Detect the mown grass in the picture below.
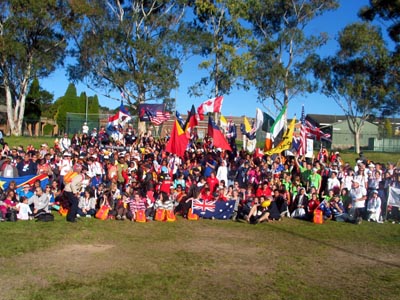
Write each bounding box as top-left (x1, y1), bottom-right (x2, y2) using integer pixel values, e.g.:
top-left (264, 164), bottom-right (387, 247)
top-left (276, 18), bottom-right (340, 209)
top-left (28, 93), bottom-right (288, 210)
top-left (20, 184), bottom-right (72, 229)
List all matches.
top-left (0, 216), bottom-right (399, 300)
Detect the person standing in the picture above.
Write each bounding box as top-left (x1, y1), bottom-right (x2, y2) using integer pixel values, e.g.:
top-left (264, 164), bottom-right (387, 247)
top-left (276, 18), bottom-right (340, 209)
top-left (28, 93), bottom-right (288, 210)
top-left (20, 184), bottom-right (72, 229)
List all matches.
top-left (350, 179), bottom-right (367, 224)
top-left (64, 164), bottom-right (85, 223)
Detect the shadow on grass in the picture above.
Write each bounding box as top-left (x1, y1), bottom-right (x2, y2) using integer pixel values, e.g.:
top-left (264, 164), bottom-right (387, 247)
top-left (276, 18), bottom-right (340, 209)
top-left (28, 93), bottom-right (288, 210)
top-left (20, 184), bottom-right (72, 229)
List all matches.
top-left (266, 221), bottom-right (400, 269)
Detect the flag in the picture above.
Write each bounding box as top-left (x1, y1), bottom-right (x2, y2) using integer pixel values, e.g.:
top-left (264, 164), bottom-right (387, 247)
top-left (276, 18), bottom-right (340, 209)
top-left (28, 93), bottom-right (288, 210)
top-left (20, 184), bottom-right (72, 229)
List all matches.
top-left (107, 112), bottom-right (119, 127)
top-left (184, 105), bottom-right (199, 132)
top-left (146, 109), bottom-right (170, 126)
top-left (208, 116), bottom-right (232, 151)
top-left (253, 108), bottom-right (264, 134)
top-left (240, 116), bottom-right (256, 140)
top-left (388, 186), bottom-right (400, 208)
top-left (220, 114), bottom-right (228, 131)
top-left (197, 96), bottom-right (224, 120)
top-left (305, 120), bottom-right (331, 141)
top-left (175, 110), bottom-right (185, 129)
top-left (226, 119), bottom-right (237, 141)
top-left (262, 112), bottom-right (275, 132)
top-left (165, 120), bottom-right (188, 158)
top-left (192, 199), bottom-right (235, 219)
top-left (0, 174), bottom-right (49, 194)
top-left (118, 101), bottom-right (131, 124)
top-left (138, 104), bottom-right (165, 121)
top-left (270, 105), bottom-right (287, 141)
top-left (265, 116), bottom-right (296, 155)
top-left (296, 105), bottom-right (307, 156)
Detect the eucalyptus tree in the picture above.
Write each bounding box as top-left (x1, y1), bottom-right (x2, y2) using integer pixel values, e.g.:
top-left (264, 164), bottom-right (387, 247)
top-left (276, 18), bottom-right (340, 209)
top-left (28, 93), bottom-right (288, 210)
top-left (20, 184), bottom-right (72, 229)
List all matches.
top-left (67, 0), bottom-right (194, 133)
top-left (189, 0), bottom-right (252, 100)
top-left (313, 22), bottom-right (392, 153)
top-left (0, 0), bottom-right (69, 135)
top-left (244, 0), bottom-right (339, 112)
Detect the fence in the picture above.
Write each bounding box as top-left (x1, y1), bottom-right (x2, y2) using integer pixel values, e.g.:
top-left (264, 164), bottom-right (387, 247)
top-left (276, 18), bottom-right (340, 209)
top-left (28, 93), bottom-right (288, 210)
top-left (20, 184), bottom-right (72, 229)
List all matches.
top-left (369, 137), bottom-right (400, 152)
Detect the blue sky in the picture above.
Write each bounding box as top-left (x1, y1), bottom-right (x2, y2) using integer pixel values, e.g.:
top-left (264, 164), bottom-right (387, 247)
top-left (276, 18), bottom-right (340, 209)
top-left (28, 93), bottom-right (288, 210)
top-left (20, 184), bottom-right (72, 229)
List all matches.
top-left (42, 0), bottom-right (376, 119)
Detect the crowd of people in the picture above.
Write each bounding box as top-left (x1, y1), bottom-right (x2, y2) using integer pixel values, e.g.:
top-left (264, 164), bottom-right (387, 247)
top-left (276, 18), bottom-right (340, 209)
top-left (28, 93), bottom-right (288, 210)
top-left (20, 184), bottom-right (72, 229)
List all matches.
top-left (0, 123), bottom-right (399, 225)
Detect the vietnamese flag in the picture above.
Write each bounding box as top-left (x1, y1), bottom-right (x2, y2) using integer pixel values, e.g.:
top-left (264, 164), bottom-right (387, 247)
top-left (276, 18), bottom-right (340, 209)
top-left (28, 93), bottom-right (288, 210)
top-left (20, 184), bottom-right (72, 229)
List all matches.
top-left (166, 120), bottom-right (189, 158)
top-left (208, 116), bottom-right (232, 151)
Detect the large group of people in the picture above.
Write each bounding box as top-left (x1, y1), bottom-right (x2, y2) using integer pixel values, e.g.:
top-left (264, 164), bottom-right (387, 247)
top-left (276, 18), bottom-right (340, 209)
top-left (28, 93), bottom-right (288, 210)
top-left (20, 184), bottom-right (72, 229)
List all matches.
top-left (0, 123), bottom-right (399, 225)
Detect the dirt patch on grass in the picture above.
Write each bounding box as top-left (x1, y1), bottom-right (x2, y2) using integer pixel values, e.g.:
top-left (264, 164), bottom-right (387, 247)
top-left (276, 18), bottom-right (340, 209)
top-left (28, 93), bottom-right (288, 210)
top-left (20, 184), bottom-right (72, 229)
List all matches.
top-left (0, 243), bottom-right (115, 299)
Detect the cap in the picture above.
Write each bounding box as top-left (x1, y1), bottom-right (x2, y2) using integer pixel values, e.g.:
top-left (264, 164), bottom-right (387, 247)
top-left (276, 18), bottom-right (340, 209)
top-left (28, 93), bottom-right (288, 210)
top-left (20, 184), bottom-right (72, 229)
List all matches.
top-left (352, 179), bottom-right (360, 184)
top-left (368, 163), bottom-right (375, 168)
top-left (372, 189), bottom-right (379, 194)
top-left (103, 155), bottom-right (109, 159)
top-left (63, 152), bottom-right (71, 157)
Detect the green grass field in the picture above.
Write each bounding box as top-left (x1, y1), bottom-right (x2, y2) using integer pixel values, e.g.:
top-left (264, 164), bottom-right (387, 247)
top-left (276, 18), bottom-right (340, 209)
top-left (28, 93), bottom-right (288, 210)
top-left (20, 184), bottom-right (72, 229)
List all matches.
top-left (0, 216), bottom-right (399, 300)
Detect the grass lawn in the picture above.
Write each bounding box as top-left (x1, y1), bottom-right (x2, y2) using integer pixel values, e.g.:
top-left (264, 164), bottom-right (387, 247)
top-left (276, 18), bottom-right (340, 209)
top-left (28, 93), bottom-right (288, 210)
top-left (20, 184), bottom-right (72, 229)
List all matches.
top-left (0, 216), bottom-right (399, 300)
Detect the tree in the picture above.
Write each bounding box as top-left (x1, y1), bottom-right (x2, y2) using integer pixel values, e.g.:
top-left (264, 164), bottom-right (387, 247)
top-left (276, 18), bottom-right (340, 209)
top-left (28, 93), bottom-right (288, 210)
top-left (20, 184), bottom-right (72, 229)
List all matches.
top-left (67, 0), bottom-right (194, 133)
top-left (0, 0), bottom-right (69, 135)
top-left (359, 0), bottom-right (400, 44)
top-left (189, 0), bottom-right (252, 100)
top-left (55, 83), bottom-right (78, 133)
top-left (313, 22), bottom-right (393, 153)
top-left (244, 0), bottom-right (339, 112)
top-left (24, 78), bottom-right (53, 136)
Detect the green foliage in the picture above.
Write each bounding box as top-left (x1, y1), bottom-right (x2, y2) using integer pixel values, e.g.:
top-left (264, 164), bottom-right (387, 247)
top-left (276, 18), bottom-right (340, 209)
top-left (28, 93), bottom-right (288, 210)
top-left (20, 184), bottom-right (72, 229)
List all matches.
top-left (67, 0), bottom-right (193, 111)
top-left (384, 118), bottom-right (393, 137)
top-left (0, 0), bottom-right (70, 135)
top-left (244, 0), bottom-right (339, 111)
top-left (55, 83), bottom-right (78, 133)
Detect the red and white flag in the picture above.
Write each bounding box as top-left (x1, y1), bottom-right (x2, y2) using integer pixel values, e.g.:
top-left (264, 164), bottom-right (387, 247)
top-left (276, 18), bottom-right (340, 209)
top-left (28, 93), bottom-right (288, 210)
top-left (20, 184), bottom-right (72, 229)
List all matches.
top-left (197, 96), bottom-right (224, 120)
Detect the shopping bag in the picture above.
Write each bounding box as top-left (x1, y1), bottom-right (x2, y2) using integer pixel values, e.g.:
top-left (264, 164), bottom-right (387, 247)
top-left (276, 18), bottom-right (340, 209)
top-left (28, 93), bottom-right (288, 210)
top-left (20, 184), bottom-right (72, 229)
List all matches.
top-left (155, 209), bottom-right (166, 221)
top-left (313, 209), bottom-right (323, 224)
top-left (135, 210), bottom-right (147, 222)
top-left (187, 208), bottom-right (199, 221)
top-left (166, 210), bottom-right (176, 222)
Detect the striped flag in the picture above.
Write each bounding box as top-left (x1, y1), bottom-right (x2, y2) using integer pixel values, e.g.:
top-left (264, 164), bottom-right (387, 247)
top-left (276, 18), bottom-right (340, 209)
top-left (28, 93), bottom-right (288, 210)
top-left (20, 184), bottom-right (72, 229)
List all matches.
top-left (146, 109), bottom-right (170, 126)
top-left (298, 105), bottom-right (307, 156)
top-left (305, 120), bottom-right (331, 141)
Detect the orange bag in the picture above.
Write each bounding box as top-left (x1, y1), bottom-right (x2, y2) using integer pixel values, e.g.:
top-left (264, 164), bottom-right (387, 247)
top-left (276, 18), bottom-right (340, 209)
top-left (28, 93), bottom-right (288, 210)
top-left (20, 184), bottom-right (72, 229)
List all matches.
top-left (63, 171), bottom-right (78, 184)
top-left (166, 210), bottom-right (176, 222)
top-left (155, 209), bottom-right (166, 221)
top-left (187, 208), bottom-right (199, 221)
top-left (59, 206), bottom-right (68, 217)
top-left (313, 209), bottom-right (323, 224)
top-left (135, 210), bottom-right (147, 222)
top-left (95, 205), bottom-right (110, 220)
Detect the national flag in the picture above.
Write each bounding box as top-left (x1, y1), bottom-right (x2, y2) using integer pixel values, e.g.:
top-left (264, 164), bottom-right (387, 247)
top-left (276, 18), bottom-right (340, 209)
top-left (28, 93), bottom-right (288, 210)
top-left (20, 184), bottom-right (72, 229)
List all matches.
top-left (138, 104), bottom-right (165, 121)
top-left (192, 199), bottom-right (235, 219)
top-left (107, 112), bottom-right (119, 127)
top-left (262, 112), bottom-right (275, 132)
top-left (270, 105), bottom-right (287, 141)
top-left (220, 114), bottom-right (228, 131)
top-left (197, 96), bottom-right (224, 120)
top-left (176, 110), bottom-right (185, 129)
top-left (226, 119), bottom-right (237, 141)
top-left (253, 108), bottom-right (264, 134)
top-left (208, 116), bottom-right (232, 151)
top-left (0, 174), bottom-right (49, 194)
top-left (165, 120), bottom-right (189, 158)
top-left (184, 105), bottom-right (199, 132)
top-left (240, 116), bottom-right (256, 140)
top-left (118, 101), bottom-right (131, 125)
top-left (146, 109), bottom-right (170, 126)
top-left (305, 120), bottom-right (331, 141)
top-left (265, 116), bottom-right (296, 155)
top-left (296, 105), bottom-right (307, 156)
top-left (388, 186), bottom-right (400, 208)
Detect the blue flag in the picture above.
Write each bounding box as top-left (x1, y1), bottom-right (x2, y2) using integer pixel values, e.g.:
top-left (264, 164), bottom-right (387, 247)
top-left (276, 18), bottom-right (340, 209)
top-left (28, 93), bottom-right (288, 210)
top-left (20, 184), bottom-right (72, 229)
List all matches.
top-left (192, 199), bottom-right (235, 220)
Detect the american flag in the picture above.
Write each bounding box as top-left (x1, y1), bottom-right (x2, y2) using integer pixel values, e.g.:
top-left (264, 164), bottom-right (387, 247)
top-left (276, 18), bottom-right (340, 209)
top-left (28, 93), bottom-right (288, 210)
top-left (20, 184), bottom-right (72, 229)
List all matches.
top-left (145, 109), bottom-right (170, 126)
top-left (298, 105), bottom-right (307, 156)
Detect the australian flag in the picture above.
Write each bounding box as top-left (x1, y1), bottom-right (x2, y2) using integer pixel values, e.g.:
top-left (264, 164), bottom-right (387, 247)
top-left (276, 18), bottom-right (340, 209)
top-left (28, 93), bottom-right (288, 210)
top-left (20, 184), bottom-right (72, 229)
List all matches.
top-left (192, 199), bottom-right (235, 220)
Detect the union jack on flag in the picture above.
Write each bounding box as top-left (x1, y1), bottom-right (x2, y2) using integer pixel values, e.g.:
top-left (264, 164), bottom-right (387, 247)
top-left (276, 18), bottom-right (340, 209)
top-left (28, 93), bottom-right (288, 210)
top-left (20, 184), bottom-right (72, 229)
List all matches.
top-left (192, 199), bottom-right (216, 218)
top-left (305, 120), bottom-right (331, 142)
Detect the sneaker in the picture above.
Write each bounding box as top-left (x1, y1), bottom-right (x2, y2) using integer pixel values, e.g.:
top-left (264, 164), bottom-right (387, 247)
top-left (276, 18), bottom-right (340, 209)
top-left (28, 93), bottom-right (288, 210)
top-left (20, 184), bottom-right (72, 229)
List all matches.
top-left (116, 215), bottom-right (122, 220)
top-left (122, 215), bottom-right (126, 220)
top-left (86, 215), bottom-right (92, 218)
top-left (76, 214), bottom-right (81, 218)
top-left (356, 217), bottom-right (362, 225)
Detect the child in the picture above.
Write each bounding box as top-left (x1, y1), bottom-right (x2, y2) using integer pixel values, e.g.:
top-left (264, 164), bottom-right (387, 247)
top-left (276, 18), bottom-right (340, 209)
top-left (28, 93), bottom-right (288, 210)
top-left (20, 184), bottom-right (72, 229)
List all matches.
top-left (16, 196), bottom-right (32, 220)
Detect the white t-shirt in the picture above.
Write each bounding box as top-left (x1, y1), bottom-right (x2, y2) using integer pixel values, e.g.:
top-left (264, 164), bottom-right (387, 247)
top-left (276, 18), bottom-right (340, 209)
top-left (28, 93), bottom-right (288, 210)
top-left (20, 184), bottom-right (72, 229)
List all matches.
top-left (16, 203), bottom-right (32, 220)
top-left (350, 186), bottom-right (367, 208)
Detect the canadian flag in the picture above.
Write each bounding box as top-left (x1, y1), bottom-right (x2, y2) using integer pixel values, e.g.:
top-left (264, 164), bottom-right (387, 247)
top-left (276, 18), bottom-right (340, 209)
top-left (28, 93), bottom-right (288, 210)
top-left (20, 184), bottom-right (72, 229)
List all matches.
top-left (197, 96), bottom-right (224, 120)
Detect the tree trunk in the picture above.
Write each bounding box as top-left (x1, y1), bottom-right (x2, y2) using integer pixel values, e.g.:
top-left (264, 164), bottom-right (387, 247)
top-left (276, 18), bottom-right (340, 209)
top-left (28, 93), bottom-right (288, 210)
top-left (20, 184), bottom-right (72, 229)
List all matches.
top-left (354, 128), bottom-right (361, 154)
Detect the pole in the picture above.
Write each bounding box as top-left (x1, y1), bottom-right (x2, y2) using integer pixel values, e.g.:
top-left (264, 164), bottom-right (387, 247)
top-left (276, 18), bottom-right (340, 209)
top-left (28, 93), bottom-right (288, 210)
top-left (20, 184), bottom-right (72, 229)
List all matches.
top-left (85, 95), bottom-right (88, 123)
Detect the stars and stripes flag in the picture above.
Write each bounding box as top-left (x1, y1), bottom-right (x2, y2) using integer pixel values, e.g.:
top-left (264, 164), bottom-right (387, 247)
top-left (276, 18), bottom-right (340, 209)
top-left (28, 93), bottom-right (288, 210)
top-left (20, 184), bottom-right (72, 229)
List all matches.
top-left (145, 109), bottom-right (170, 126)
top-left (298, 105), bottom-right (307, 156)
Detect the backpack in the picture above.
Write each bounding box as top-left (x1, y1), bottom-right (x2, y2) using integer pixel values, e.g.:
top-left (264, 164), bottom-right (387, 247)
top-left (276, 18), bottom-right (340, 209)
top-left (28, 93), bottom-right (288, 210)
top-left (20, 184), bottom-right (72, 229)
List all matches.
top-left (64, 171), bottom-right (78, 184)
top-left (36, 212), bottom-right (54, 222)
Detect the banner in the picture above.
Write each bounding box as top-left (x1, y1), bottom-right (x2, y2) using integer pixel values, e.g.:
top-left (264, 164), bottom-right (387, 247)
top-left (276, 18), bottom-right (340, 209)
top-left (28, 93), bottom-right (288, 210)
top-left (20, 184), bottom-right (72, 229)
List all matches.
top-left (138, 104), bottom-right (165, 122)
top-left (388, 186), bottom-right (400, 208)
top-left (305, 138), bottom-right (314, 158)
top-left (265, 117), bottom-right (296, 155)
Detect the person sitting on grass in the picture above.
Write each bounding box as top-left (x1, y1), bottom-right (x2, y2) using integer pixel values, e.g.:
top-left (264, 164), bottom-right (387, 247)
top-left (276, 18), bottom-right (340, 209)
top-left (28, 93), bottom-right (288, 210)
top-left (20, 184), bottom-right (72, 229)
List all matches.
top-left (306, 192), bottom-right (320, 221)
top-left (16, 196), bottom-right (32, 220)
top-left (127, 192), bottom-right (148, 221)
top-left (329, 194), bottom-right (349, 222)
top-left (245, 196), bottom-right (271, 224)
top-left (77, 188), bottom-right (96, 218)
